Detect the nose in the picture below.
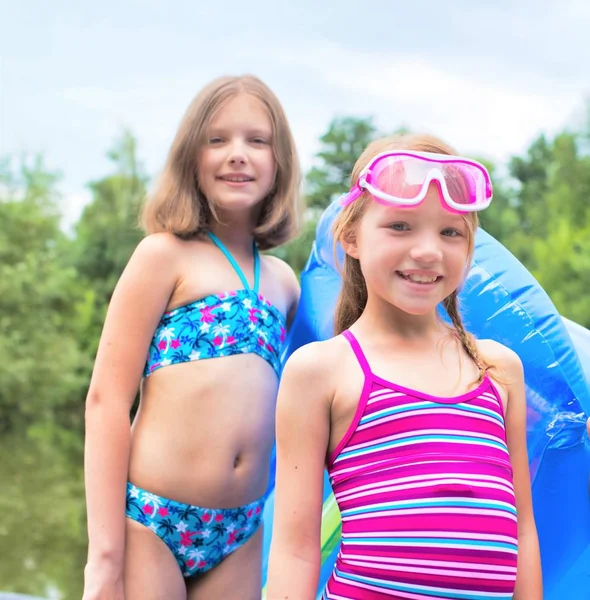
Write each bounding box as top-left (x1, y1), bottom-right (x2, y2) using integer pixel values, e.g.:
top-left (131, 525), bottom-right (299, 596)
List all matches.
top-left (409, 232), bottom-right (443, 263)
top-left (227, 139), bottom-right (247, 165)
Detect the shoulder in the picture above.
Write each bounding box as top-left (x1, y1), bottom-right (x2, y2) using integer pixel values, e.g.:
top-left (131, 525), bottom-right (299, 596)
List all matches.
top-left (263, 254), bottom-right (300, 316)
top-left (282, 337), bottom-right (344, 390)
top-left (131, 232), bottom-right (214, 274)
top-left (476, 338), bottom-right (524, 385)
top-left (263, 254), bottom-right (299, 290)
top-left (111, 233), bottom-right (188, 300)
top-left (277, 337), bottom-right (345, 425)
top-left (114, 233), bottom-right (192, 296)
top-left (132, 232), bottom-right (186, 264)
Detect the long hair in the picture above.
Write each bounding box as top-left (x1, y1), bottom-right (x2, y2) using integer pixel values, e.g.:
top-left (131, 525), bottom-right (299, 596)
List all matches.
top-left (333, 133), bottom-right (490, 382)
top-left (140, 75), bottom-right (301, 250)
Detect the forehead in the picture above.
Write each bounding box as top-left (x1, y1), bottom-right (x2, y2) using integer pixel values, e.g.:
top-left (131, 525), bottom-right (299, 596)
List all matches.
top-left (208, 93), bottom-right (272, 131)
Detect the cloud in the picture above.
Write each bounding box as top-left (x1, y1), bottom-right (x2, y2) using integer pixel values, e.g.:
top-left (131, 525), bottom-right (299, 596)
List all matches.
top-left (262, 41), bottom-right (586, 161)
top-left (5, 0), bottom-right (589, 224)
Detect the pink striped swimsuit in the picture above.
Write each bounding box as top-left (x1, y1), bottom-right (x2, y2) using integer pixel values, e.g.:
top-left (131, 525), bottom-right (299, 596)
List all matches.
top-left (322, 330), bottom-right (518, 600)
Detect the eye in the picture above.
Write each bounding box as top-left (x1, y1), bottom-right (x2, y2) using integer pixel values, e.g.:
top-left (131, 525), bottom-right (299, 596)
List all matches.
top-left (208, 137), bottom-right (224, 144)
top-left (441, 227), bottom-right (462, 237)
top-left (389, 222), bottom-right (410, 232)
top-left (251, 137), bottom-right (269, 145)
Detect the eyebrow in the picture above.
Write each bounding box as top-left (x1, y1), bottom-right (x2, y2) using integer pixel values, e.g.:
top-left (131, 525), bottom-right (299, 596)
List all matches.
top-left (445, 216), bottom-right (470, 231)
top-left (207, 127), bottom-right (272, 137)
top-left (448, 213), bottom-right (469, 225)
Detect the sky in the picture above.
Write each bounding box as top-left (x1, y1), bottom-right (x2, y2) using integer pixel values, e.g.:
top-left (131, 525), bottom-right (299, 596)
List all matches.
top-left (2, 0), bottom-right (589, 227)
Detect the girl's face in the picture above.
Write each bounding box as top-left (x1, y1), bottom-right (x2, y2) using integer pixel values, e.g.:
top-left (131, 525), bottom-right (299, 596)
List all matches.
top-left (198, 93), bottom-right (276, 220)
top-left (344, 183), bottom-right (472, 316)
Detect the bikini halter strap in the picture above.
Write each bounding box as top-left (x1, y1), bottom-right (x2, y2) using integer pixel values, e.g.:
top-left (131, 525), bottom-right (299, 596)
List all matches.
top-left (207, 232), bottom-right (260, 293)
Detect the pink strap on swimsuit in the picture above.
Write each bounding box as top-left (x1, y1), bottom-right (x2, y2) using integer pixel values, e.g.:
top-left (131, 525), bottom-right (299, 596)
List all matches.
top-left (322, 330), bottom-right (518, 600)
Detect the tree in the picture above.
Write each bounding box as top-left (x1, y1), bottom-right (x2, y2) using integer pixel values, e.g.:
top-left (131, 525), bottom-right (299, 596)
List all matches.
top-left (0, 156), bottom-right (89, 434)
top-left (476, 159), bottom-right (519, 245)
top-left (69, 131), bottom-right (148, 353)
top-left (529, 221), bottom-right (590, 328)
top-left (0, 156), bottom-right (88, 599)
top-left (268, 216), bottom-right (319, 275)
top-left (487, 113), bottom-right (590, 327)
top-left (305, 116), bottom-right (378, 211)
top-left (272, 117), bottom-right (380, 273)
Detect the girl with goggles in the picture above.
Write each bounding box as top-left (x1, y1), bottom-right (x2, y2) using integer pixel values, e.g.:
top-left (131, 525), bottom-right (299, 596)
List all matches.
top-left (268, 134), bottom-right (542, 600)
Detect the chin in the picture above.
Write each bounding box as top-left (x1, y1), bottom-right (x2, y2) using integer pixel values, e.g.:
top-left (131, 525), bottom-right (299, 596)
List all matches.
top-left (217, 196), bottom-right (265, 212)
top-left (387, 295), bottom-right (443, 316)
top-left (398, 305), bottom-right (438, 316)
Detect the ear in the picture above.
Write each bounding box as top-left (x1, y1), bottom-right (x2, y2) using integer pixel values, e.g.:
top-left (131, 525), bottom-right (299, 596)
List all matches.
top-left (340, 228), bottom-right (360, 259)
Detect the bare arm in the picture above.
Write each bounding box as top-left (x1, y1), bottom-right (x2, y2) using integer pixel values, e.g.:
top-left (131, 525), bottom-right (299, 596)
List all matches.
top-left (84, 234), bottom-right (180, 578)
top-left (284, 265), bottom-right (300, 330)
top-left (501, 348), bottom-right (543, 599)
top-left (265, 254), bottom-right (301, 329)
top-left (266, 343), bottom-right (333, 600)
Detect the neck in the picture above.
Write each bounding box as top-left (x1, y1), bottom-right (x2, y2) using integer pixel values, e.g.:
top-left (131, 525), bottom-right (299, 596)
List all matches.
top-left (207, 202), bottom-right (263, 254)
top-left (355, 293), bottom-right (446, 346)
top-left (208, 220), bottom-right (256, 255)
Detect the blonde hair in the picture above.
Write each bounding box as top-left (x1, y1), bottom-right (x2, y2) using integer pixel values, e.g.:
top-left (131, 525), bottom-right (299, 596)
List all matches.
top-left (140, 75), bottom-right (301, 250)
top-left (333, 133), bottom-right (490, 382)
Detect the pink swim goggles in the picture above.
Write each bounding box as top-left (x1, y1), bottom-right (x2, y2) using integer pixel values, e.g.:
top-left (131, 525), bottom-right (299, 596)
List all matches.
top-left (339, 151), bottom-right (493, 213)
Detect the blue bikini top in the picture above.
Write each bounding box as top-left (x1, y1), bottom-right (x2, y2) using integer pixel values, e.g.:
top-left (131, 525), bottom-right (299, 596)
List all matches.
top-left (144, 232), bottom-right (287, 378)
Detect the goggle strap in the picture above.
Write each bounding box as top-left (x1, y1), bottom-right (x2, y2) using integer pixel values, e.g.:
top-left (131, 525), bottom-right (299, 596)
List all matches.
top-left (339, 184), bottom-right (363, 207)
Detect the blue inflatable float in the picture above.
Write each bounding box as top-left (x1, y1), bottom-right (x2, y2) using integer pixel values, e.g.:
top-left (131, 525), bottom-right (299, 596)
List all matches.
top-left (261, 199), bottom-right (590, 598)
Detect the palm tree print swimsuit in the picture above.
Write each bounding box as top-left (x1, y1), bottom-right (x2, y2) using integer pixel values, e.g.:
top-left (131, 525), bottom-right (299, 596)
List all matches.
top-left (143, 232), bottom-right (286, 378)
top-left (125, 232), bottom-right (287, 577)
top-left (125, 482), bottom-right (265, 576)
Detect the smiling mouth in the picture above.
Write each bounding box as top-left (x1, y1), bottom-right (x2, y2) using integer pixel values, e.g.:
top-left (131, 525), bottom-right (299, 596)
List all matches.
top-left (396, 271), bottom-right (442, 284)
top-left (217, 176), bottom-right (254, 182)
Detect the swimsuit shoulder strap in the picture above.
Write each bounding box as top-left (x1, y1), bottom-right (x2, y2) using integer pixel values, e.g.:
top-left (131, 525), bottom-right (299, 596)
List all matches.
top-left (207, 232), bottom-right (260, 292)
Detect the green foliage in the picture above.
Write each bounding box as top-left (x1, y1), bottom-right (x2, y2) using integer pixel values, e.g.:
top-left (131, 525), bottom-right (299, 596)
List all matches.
top-left (0, 134), bottom-right (147, 599)
top-left (0, 157), bottom-right (89, 435)
top-left (272, 117), bottom-right (380, 273)
top-left (70, 131), bottom-right (147, 354)
top-left (513, 130), bottom-right (590, 327)
top-left (268, 216), bottom-right (319, 275)
top-left (305, 116), bottom-right (378, 210)
top-left (73, 131), bottom-right (146, 291)
top-left (529, 222), bottom-right (590, 328)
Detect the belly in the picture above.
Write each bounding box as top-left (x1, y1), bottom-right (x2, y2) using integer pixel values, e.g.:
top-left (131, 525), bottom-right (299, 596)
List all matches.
top-left (128, 354), bottom-right (278, 507)
top-left (329, 459), bottom-right (518, 599)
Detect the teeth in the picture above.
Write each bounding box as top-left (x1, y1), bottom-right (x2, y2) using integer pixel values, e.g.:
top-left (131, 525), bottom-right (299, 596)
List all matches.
top-left (400, 273), bottom-right (438, 284)
top-left (221, 177), bottom-right (252, 182)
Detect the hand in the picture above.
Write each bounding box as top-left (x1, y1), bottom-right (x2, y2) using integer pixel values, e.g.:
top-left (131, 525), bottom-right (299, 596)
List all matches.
top-left (82, 559), bottom-right (125, 600)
